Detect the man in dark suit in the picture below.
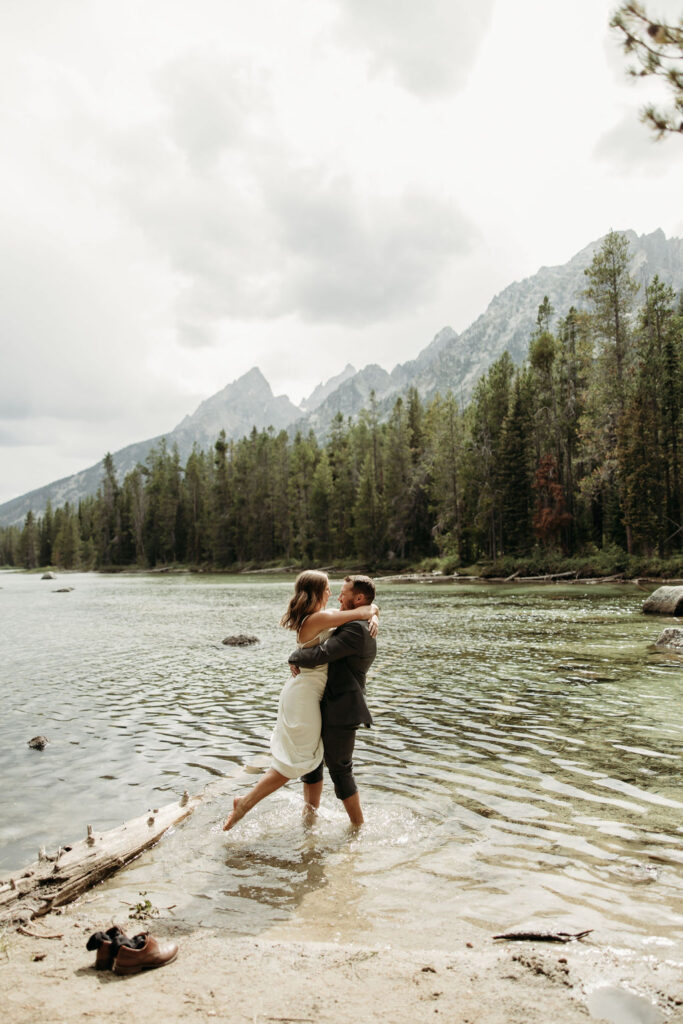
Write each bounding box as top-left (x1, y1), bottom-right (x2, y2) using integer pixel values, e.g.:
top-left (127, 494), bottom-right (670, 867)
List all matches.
top-left (288, 574), bottom-right (377, 825)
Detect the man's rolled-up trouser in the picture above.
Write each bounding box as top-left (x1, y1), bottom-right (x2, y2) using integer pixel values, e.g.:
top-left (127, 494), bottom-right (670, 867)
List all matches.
top-left (301, 723), bottom-right (359, 801)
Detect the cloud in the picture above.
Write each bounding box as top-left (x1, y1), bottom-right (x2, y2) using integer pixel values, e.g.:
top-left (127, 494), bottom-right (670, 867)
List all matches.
top-left (156, 52), bottom-right (270, 171)
top-left (265, 168), bottom-right (475, 322)
top-left (332, 0), bottom-right (494, 96)
top-left (594, 110), bottom-right (682, 173)
top-left (102, 50), bottom-right (475, 339)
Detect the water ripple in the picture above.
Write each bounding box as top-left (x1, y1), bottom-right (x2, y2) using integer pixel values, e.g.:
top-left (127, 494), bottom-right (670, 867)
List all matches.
top-left (1, 572), bottom-right (681, 952)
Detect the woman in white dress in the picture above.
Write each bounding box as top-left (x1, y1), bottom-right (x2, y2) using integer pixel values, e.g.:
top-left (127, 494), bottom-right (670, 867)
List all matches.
top-left (223, 570), bottom-right (377, 830)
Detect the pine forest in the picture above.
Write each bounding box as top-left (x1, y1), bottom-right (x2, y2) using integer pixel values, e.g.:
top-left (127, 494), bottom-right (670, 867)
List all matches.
top-left (3, 232), bottom-right (682, 577)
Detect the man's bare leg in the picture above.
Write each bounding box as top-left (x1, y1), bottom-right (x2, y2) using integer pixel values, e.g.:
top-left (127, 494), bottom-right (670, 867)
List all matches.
top-left (223, 768), bottom-right (288, 830)
top-left (342, 791), bottom-right (364, 826)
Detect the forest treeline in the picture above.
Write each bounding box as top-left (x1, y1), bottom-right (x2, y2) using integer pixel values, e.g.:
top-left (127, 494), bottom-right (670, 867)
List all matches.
top-left (2, 232), bottom-right (682, 574)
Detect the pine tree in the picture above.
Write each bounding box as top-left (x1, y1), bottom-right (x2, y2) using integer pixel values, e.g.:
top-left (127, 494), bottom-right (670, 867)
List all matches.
top-left (52, 503), bottom-right (82, 568)
top-left (583, 230), bottom-right (640, 552)
top-left (383, 397), bottom-right (413, 559)
top-left (184, 445), bottom-right (209, 564)
top-left (327, 413), bottom-right (356, 559)
top-left (97, 452), bottom-right (122, 565)
top-left (20, 510), bottom-right (39, 568)
top-left (425, 392), bottom-right (465, 562)
top-left (39, 500), bottom-right (54, 566)
top-left (499, 373), bottom-right (534, 555)
top-left (310, 450), bottom-right (334, 562)
top-left (468, 352), bottom-right (515, 557)
top-left (353, 452), bottom-right (385, 564)
top-left (211, 431), bottom-right (234, 565)
top-left (610, 3), bottom-right (683, 137)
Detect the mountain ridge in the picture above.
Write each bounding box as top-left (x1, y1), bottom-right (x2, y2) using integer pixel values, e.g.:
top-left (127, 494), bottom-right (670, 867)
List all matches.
top-left (1, 228), bottom-right (681, 527)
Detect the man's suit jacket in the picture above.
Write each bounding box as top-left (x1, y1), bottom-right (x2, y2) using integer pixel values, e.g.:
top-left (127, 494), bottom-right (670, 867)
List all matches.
top-left (288, 620), bottom-right (376, 728)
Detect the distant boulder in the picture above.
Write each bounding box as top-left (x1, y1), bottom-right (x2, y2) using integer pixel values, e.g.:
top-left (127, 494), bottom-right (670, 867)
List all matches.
top-left (28, 736), bottom-right (48, 750)
top-left (41, 572), bottom-right (57, 580)
top-left (222, 634), bottom-right (259, 646)
top-left (642, 586), bottom-right (683, 616)
top-left (654, 628), bottom-right (683, 650)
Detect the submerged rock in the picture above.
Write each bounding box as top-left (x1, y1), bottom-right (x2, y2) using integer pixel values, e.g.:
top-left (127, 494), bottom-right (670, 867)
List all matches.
top-left (654, 628), bottom-right (683, 650)
top-left (642, 585), bottom-right (683, 615)
top-left (54, 587), bottom-right (75, 593)
top-left (28, 736), bottom-right (48, 750)
top-left (222, 634), bottom-right (259, 646)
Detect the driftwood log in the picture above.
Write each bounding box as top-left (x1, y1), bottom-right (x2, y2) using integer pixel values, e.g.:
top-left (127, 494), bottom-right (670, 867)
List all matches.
top-left (493, 930), bottom-right (593, 943)
top-left (0, 791), bottom-right (200, 925)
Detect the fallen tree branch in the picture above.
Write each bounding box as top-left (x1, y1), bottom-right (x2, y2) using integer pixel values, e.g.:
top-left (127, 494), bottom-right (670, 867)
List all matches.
top-left (0, 791), bottom-right (201, 925)
top-left (16, 926), bottom-right (64, 939)
top-left (493, 930), bottom-right (593, 943)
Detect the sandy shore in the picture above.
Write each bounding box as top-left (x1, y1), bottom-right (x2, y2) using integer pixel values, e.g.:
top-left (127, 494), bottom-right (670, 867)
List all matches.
top-left (4, 899), bottom-right (682, 1024)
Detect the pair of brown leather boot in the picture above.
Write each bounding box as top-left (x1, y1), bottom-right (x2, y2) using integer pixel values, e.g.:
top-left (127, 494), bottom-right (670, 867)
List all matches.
top-left (86, 926), bottom-right (178, 975)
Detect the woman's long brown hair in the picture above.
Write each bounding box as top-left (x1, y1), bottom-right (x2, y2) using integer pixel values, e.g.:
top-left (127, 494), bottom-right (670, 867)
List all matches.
top-left (280, 570), bottom-right (328, 632)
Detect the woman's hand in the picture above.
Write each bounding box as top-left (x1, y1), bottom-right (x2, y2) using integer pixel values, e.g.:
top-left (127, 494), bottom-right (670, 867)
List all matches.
top-left (369, 613), bottom-right (379, 638)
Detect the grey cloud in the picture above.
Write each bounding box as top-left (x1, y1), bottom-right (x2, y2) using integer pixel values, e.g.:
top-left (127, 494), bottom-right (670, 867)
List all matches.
top-left (156, 52), bottom-right (270, 170)
top-left (332, 0), bottom-right (494, 96)
top-left (594, 111), bottom-right (681, 173)
top-left (0, 221), bottom-right (159, 422)
top-left (105, 49), bottom-right (475, 339)
top-left (265, 170), bottom-right (475, 323)
top-left (118, 143), bottom-right (475, 331)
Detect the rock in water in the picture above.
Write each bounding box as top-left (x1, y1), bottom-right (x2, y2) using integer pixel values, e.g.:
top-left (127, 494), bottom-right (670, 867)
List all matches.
top-left (41, 572), bottom-right (57, 580)
top-left (642, 586), bottom-right (683, 615)
top-left (28, 736), bottom-right (48, 750)
top-left (222, 634), bottom-right (259, 646)
top-left (655, 628), bottom-right (683, 650)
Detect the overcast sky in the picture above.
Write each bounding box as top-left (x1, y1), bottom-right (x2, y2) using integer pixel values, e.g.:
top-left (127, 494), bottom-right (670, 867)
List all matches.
top-left (2, 0), bottom-right (682, 505)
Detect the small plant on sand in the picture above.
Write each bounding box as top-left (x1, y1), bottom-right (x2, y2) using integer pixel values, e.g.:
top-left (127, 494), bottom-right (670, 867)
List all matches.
top-left (128, 891), bottom-right (160, 921)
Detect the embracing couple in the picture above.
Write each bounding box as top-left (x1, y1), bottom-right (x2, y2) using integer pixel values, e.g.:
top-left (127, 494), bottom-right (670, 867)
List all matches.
top-left (223, 572), bottom-right (378, 831)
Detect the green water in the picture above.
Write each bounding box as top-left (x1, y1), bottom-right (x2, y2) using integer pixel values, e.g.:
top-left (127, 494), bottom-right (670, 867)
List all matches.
top-left (1, 571), bottom-right (681, 954)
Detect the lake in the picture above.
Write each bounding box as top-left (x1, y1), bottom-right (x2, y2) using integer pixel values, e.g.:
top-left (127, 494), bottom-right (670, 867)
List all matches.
top-left (1, 570), bottom-right (682, 956)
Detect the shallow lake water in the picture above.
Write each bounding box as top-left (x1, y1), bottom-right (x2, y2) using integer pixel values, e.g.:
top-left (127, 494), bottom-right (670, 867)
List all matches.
top-left (1, 570), bottom-right (682, 957)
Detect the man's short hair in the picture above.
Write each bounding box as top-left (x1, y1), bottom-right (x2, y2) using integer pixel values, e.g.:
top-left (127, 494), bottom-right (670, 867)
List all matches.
top-left (345, 574), bottom-right (375, 603)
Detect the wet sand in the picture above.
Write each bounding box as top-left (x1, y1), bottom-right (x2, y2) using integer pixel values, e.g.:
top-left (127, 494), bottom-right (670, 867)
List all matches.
top-left (4, 895), bottom-right (682, 1023)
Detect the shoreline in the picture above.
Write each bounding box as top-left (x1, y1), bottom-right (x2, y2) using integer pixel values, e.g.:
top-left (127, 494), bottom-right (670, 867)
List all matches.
top-left (4, 901), bottom-right (681, 1024)
top-left (6, 565), bottom-right (683, 587)
top-left (2, 780), bottom-right (681, 1024)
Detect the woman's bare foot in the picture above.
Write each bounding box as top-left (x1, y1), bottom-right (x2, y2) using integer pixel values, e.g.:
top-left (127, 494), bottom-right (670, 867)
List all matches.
top-left (223, 796), bottom-right (247, 831)
top-left (301, 802), bottom-right (318, 826)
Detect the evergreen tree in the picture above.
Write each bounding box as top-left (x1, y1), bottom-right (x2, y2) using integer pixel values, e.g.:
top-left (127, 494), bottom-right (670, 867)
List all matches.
top-left (610, 3), bottom-right (683, 137)
top-left (468, 352), bottom-right (515, 557)
top-left (52, 503), bottom-right (82, 568)
top-left (211, 431), bottom-right (234, 565)
top-left (144, 440), bottom-right (181, 565)
top-left (184, 445), bottom-right (210, 564)
top-left (310, 450), bottom-right (334, 562)
top-left (20, 510), bottom-right (39, 568)
top-left (39, 500), bottom-right (55, 566)
top-left (499, 373), bottom-right (534, 555)
top-left (353, 452), bottom-right (385, 563)
top-left (326, 413), bottom-right (356, 558)
top-left (383, 397), bottom-right (413, 558)
top-left (97, 452), bottom-right (122, 565)
top-left (425, 392), bottom-right (466, 562)
top-left (583, 230), bottom-right (640, 551)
